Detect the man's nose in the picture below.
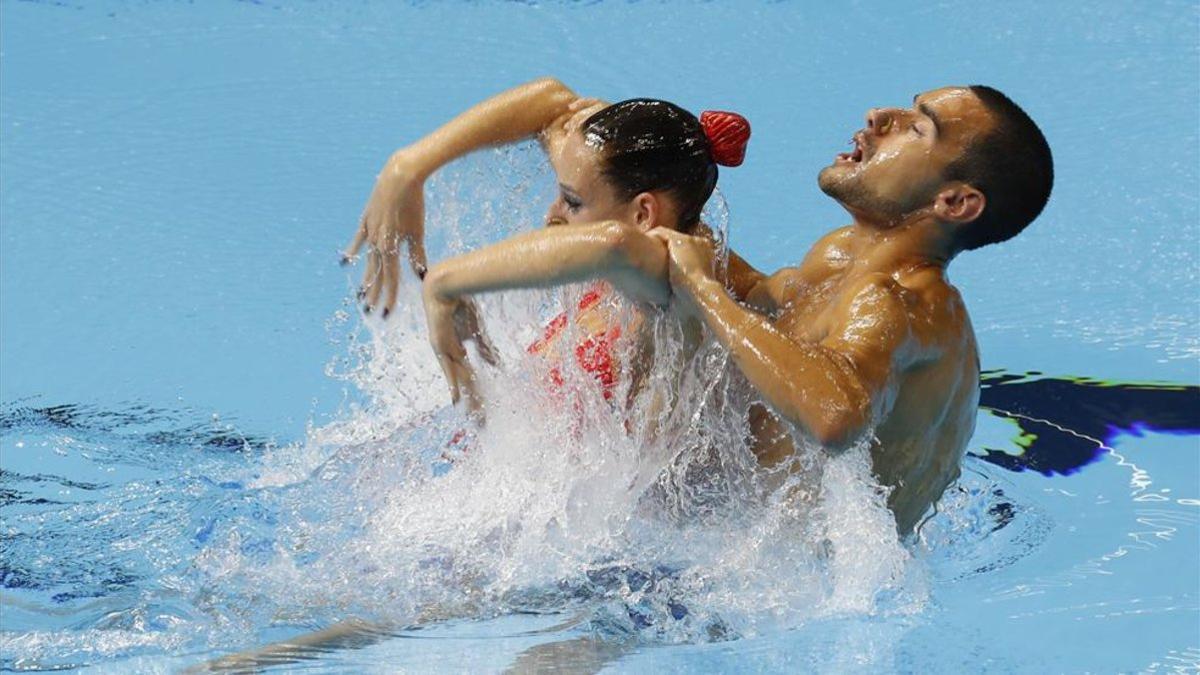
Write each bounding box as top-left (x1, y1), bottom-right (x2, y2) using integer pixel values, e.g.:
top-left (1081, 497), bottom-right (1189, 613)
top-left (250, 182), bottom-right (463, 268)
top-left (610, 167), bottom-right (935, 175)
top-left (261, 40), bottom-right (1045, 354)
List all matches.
top-left (866, 108), bottom-right (895, 135)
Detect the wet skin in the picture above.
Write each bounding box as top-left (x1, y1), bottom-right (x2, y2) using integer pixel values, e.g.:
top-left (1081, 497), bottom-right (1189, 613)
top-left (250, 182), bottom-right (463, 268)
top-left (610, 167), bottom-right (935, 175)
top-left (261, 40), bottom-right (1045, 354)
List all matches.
top-left (418, 83), bottom-right (1001, 534)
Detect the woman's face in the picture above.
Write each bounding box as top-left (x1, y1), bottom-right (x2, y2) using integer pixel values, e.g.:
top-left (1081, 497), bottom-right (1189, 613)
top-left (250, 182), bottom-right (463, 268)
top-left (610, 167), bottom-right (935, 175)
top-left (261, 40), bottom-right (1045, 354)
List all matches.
top-left (544, 130), bottom-right (636, 227)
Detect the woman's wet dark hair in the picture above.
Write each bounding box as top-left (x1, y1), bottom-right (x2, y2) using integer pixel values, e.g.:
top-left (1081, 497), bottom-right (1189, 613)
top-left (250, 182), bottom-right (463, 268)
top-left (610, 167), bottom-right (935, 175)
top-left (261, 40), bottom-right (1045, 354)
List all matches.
top-left (582, 99), bottom-right (717, 232)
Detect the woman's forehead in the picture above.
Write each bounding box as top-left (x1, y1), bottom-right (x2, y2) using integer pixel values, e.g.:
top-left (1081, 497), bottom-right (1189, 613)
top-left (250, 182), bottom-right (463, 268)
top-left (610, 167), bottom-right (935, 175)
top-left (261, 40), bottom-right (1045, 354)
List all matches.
top-left (552, 131), bottom-right (604, 191)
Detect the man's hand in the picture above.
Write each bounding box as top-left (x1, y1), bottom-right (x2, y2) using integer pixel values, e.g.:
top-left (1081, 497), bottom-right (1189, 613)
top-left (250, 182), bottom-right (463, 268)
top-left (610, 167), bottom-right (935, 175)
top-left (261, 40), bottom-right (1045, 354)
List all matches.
top-left (647, 228), bottom-right (721, 313)
top-left (344, 151), bottom-right (428, 317)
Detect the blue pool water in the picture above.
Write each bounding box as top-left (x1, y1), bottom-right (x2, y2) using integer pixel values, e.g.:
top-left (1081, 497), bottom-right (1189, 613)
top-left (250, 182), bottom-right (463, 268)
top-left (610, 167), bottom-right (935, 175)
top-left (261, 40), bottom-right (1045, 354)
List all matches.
top-left (2, 1), bottom-right (1198, 672)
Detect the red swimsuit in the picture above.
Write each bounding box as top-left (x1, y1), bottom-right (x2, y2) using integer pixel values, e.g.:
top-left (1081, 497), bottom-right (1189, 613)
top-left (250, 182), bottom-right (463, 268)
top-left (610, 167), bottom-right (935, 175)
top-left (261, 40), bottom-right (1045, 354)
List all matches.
top-left (443, 284), bottom-right (621, 457)
top-left (525, 284), bottom-right (622, 400)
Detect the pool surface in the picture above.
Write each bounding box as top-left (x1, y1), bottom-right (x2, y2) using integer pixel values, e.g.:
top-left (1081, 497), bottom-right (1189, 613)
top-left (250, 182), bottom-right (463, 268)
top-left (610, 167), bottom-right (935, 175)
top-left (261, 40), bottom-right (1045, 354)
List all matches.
top-left (2, 1), bottom-right (1198, 672)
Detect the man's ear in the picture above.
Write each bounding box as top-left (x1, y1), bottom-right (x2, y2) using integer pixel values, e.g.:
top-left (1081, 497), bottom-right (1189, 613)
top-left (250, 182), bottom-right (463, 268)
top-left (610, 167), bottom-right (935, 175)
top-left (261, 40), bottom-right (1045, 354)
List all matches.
top-left (933, 183), bottom-right (986, 224)
top-left (631, 192), bottom-right (660, 231)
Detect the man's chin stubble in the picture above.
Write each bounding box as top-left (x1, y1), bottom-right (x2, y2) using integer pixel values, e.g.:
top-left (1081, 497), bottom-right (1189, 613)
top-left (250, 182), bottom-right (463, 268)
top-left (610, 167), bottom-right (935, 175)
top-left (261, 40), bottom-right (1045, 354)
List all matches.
top-left (818, 171), bottom-right (912, 224)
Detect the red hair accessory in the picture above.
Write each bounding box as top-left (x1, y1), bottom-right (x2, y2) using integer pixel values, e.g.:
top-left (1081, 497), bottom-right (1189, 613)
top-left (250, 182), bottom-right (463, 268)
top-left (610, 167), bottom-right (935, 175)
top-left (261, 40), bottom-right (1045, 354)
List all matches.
top-left (699, 110), bottom-right (751, 167)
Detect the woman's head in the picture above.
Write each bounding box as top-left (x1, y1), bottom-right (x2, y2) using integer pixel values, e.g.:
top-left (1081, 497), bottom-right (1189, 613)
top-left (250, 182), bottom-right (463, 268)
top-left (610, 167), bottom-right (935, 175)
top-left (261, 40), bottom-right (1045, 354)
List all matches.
top-left (545, 99), bottom-right (749, 232)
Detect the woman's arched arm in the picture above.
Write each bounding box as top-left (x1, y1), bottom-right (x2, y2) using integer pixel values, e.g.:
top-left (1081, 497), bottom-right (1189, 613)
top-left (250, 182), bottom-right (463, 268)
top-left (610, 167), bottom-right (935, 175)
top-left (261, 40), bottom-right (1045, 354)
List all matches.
top-left (397, 77), bottom-right (587, 182)
top-left (349, 78), bottom-right (602, 314)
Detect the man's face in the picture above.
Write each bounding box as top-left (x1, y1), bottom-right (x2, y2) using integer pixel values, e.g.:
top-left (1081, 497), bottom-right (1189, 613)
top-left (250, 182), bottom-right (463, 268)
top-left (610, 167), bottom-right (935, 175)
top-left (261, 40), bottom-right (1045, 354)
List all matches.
top-left (818, 87), bottom-right (996, 225)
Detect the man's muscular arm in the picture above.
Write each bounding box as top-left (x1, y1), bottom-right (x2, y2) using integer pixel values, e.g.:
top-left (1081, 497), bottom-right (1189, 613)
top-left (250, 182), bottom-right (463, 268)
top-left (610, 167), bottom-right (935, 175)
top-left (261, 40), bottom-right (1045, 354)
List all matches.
top-left (689, 223), bottom-right (766, 302)
top-left (723, 248), bottom-right (768, 301)
top-left (654, 230), bottom-right (916, 449)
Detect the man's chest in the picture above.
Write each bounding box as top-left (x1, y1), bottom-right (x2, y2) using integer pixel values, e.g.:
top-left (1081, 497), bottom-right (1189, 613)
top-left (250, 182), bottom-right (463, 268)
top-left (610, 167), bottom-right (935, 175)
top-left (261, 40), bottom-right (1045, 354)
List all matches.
top-left (749, 269), bottom-right (861, 342)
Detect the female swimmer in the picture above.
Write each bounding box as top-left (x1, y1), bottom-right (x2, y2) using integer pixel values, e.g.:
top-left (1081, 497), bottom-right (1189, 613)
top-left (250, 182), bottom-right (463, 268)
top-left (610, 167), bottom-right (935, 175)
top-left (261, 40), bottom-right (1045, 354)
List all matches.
top-left (345, 78), bottom-right (759, 420)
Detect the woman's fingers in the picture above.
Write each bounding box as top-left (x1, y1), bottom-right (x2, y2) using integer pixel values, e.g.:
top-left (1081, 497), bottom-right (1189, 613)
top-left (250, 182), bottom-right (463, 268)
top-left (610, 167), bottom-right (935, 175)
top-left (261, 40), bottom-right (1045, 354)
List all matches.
top-left (436, 348), bottom-right (479, 410)
top-left (351, 160), bottom-right (427, 310)
top-left (446, 355), bottom-right (483, 422)
top-left (475, 326), bottom-right (500, 367)
top-left (428, 303), bottom-right (466, 379)
top-left (343, 217), bottom-right (369, 265)
top-left (566, 100), bottom-right (606, 133)
top-left (363, 249), bottom-right (385, 312)
top-left (436, 353), bottom-right (462, 404)
top-left (459, 374), bottom-right (485, 424)
top-left (353, 230), bottom-right (422, 318)
top-left (425, 299), bottom-right (487, 421)
top-left (567, 97), bottom-right (604, 113)
top-left (454, 300), bottom-right (500, 367)
top-left (452, 360), bottom-right (475, 404)
top-left (381, 250), bottom-right (400, 318)
top-left (406, 235), bottom-right (428, 280)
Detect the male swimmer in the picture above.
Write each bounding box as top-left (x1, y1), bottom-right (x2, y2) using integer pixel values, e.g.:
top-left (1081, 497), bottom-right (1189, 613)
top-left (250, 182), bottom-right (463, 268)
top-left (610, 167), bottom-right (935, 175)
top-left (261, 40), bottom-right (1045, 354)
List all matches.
top-left (348, 78), bottom-right (1054, 535)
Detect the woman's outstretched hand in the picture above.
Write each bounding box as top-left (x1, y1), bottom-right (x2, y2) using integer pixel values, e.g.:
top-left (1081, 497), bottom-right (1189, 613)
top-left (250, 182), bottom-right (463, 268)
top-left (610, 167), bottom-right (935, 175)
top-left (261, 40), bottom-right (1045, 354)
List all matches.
top-left (344, 151), bottom-right (429, 317)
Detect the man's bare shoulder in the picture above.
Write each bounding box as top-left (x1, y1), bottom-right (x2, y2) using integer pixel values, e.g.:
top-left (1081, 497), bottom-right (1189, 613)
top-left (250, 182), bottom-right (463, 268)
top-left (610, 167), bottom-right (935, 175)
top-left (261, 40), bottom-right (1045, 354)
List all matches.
top-left (829, 270), bottom-right (968, 355)
top-left (838, 272), bottom-right (918, 324)
top-left (755, 226), bottom-right (856, 300)
top-left (799, 225), bottom-right (856, 271)
top-left (898, 268), bottom-right (969, 321)
top-left (890, 268), bottom-right (974, 357)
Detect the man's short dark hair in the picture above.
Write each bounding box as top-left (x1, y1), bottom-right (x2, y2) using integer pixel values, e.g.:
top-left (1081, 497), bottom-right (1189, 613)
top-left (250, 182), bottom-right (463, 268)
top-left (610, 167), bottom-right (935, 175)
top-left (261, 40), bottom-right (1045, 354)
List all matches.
top-left (945, 86), bottom-right (1054, 251)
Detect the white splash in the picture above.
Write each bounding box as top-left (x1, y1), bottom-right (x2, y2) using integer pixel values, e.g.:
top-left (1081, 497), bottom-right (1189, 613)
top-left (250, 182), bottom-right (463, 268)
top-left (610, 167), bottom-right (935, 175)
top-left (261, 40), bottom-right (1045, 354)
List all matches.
top-left (207, 145), bottom-right (922, 645)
